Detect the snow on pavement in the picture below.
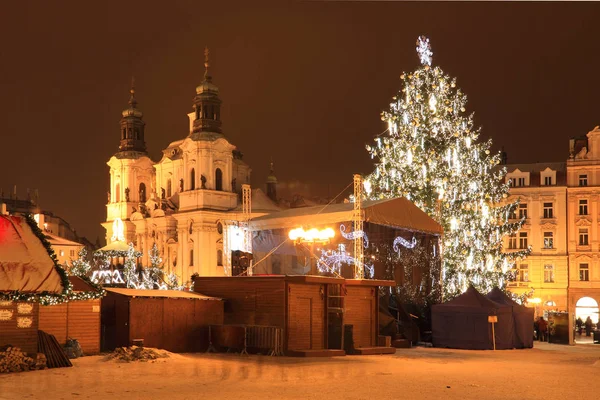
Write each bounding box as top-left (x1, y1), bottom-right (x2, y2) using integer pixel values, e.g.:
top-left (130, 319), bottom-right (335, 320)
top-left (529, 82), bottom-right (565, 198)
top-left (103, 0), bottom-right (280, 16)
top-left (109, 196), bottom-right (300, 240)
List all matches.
top-left (0, 342), bottom-right (598, 400)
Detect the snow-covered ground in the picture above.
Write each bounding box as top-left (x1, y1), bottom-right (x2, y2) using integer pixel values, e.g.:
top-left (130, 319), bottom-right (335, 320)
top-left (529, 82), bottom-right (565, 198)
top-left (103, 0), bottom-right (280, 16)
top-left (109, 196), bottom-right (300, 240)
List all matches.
top-left (1, 342), bottom-right (598, 400)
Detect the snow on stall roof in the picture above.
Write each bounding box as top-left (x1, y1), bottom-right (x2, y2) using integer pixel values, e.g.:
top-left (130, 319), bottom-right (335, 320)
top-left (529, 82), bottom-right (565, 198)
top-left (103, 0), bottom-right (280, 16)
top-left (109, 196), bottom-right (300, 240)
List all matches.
top-left (46, 233), bottom-right (84, 247)
top-left (104, 287), bottom-right (221, 300)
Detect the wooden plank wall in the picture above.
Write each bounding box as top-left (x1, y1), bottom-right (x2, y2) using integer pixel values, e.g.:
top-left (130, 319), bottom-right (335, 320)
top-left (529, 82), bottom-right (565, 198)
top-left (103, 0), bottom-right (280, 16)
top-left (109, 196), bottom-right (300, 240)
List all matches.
top-left (39, 300), bottom-right (101, 354)
top-left (194, 278), bottom-right (286, 327)
top-left (100, 292), bottom-right (130, 351)
top-left (128, 298), bottom-right (224, 353)
top-left (39, 303), bottom-right (68, 344)
top-left (344, 286), bottom-right (376, 348)
top-left (0, 302), bottom-right (39, 354)
top-left (67, 300), bottom-right (101, 354)
top-left (287, 283), bottom-right (325, 351)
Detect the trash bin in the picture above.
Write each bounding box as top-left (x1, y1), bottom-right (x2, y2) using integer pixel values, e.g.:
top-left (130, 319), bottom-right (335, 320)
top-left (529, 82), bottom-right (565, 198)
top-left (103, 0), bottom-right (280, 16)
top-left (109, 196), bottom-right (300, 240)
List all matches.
top-left (593, 330), bottom-right (600, 344)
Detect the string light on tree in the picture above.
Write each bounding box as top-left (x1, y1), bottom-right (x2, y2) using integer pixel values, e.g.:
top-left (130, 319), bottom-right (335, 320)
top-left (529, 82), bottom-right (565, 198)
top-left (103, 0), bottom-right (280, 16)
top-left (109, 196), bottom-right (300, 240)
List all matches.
top-left (365, 36), bottom-right (530, 299)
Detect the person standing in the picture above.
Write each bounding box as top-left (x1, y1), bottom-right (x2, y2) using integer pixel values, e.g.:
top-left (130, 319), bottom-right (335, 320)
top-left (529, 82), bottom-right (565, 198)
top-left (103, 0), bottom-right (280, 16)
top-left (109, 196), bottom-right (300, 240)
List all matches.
top-left (576, 317), bottom-right (583, 336)
top-left (585, 316), bottom-right (593, 337)
top-left (538, 316), bottom-right (548, 342)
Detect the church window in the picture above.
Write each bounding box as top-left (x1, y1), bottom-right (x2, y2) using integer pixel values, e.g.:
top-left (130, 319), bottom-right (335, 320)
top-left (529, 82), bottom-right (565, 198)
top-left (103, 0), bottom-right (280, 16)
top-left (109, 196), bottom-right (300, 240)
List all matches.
top-left (215, 168), bottom-right (223, 191)
top-left (196, 107), bottom-right (200, 120)
top-left (217, 249), bottom-right (223, 266)
top-left (115, 183), bottom-right (120, 202)
top-left (139, 183), bottom-right (146, 202)
top-left (121, 128), bottom-right (126, 140)
top-left (190, 249), bottom-right (194, 267)
top-left (167, 179), bottom-right (172, 197)
top-left (190, 169), bottom-right (196, 190)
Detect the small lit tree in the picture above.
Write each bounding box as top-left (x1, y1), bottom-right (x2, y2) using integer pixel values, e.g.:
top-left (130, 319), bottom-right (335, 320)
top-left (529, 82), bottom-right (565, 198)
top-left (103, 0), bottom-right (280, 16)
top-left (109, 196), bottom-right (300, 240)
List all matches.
top-left (70, 247), bottom-right (92, 277)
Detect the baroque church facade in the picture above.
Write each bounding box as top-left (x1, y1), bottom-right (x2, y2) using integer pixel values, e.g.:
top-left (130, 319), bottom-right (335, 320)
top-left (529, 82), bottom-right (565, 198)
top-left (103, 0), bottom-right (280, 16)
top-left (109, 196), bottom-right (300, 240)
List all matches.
top-left (101, 50), bottom-right (279, 284)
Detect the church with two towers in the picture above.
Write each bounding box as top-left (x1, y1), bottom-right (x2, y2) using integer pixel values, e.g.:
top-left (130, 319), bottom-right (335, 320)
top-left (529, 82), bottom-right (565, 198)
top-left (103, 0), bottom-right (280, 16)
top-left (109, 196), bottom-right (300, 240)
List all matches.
top-left (101, 49), bottom-right (280, 284)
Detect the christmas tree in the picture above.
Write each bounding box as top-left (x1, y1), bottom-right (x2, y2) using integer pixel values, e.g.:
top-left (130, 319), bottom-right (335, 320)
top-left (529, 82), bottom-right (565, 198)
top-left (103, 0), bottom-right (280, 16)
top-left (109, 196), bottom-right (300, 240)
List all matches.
top-left (70, 247), bottom-right (92, 277)
top-left (365, 37), bottom-right (530, 299)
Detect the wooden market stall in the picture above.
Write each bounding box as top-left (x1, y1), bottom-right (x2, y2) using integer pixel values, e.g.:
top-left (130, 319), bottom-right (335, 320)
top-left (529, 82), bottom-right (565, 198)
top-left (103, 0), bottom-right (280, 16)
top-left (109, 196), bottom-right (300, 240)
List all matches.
top-left (193, 275), bottom-right (395, 356)
top-left (0, 215), bottom-right (65, 354)
top-left (101, 288), bottom-right (224, 353)
top-left (38, 276), bottom-right (103, 354)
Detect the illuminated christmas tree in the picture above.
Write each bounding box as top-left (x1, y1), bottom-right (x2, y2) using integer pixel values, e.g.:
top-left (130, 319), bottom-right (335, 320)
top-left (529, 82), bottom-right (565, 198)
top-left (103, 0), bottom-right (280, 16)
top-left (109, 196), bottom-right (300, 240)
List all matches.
top-left (70, 247), bottom-right (92, 277)
top-left (365, 37), bottom-right (530, 299)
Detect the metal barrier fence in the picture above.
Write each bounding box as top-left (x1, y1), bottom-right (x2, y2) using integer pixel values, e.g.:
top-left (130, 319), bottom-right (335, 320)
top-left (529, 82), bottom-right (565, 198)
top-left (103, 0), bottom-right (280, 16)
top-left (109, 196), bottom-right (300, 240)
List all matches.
top-left (207, 325), bottom-right (283, 356)
top-left (246, 326), bottom-right (283, 356)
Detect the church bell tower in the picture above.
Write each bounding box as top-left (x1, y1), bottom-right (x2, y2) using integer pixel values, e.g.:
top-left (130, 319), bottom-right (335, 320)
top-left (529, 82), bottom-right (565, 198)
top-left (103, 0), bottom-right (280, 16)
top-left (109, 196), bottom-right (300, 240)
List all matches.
top-left (119, 79), bottom-right (147, 154)
top-left (191, 47), bottom-right (222, 135)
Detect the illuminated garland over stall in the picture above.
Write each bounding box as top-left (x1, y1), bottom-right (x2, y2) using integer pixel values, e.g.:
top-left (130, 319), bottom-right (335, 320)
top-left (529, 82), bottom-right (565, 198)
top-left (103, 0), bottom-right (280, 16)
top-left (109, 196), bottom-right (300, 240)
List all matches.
top-left (0, 214), bottom-right (105, 306)
top-left (365, 37), bottom-right (530, 298)
top-left (91, 243), bottom-right (182, 290)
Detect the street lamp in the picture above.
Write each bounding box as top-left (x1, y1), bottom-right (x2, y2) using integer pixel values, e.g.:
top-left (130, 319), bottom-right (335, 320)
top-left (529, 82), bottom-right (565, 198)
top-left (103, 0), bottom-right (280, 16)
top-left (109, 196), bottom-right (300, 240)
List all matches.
top-left (288, 227), bottom-right (335, 244)
top-left (289, 227), bottom-right (335, 275)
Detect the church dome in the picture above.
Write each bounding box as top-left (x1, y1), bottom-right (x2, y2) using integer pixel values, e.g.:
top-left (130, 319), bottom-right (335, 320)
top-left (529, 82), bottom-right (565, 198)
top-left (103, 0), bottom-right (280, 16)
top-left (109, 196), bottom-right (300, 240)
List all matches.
top-left (196, 79), bottom-right (219, 95)
top-left (266, 174), bottom-right (277, 184)
top-left (122, 107), bottom-right (143, 118)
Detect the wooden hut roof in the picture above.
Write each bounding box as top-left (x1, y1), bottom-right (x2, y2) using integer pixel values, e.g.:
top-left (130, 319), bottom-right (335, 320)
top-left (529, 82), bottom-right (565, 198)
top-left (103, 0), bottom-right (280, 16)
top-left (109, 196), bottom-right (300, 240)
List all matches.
top-left (104, 287), bottom-right (221, 300)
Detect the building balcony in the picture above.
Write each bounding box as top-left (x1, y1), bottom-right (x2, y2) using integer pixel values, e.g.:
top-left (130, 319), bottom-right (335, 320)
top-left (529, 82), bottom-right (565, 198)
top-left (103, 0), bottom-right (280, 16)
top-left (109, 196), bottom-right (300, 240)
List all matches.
top-left (178, 188), bottom-right (237, 212)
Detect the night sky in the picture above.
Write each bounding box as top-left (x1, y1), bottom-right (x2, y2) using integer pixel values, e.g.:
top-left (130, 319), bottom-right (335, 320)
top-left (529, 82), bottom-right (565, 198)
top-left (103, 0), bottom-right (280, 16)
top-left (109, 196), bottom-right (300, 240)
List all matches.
top-left (2, 1), bottom-right (600, 243)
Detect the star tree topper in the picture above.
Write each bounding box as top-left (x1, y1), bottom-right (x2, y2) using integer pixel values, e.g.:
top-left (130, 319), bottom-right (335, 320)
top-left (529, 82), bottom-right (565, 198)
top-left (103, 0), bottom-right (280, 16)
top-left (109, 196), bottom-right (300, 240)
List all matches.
top-left (416, 36), bottom-right (433, 66)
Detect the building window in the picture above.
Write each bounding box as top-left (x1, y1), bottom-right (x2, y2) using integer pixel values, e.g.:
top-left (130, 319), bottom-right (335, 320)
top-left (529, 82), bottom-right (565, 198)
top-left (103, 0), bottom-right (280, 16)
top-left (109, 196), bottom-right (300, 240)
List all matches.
top-left (543, 202), bottom-right (553, 219)
top-left (519, 232), bottom-right (528, 249)
top-left (167, 179), bottom-right (172, 197)
top-left (543, 232), bottom-right (554, 249)
top-left (190, 169), bottom-right (196, 190)
top-left (508, 233), bottom-right (517, 250)
top-left (579, 199), bottom-right (588, 215)
top-left (139, 183), bottom-right (146, 203)
top-left (579, 263), bottom-right (589, 281)
top-left (518, 203), bottom-right (528, 219)
top-left (544, 176), bottom-right (553, 186)
top-left (509, 206), bottom-right (517, 220)
top-left (60, 250), bottom-right (64, 257)
top-left (217, 249), bottom-right (223, 266)
top-left (515, 177), bottom-right (526, 187)
top-left (579, 175), bottom-right (588, 187)
top-left (115, 183), bottom-right (120, 202)
top-left (518, 264), bottom-right (529, 283)
top-left (215, 168), bottom-right (223, 191)
top-left (544, 264), bottom-right (555, 283)
top-left (509, 178), bottom-right (515, 187)
top-left (70, 249), bottom-right (75, 257)
top-left (579, 228), bottom-right (589, 246)
top-left (189, 249), bottom-right (194, 267)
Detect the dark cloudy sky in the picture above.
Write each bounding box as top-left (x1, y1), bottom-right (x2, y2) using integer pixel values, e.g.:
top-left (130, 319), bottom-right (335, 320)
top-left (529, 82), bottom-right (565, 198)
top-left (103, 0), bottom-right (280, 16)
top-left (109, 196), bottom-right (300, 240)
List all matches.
top-left (1, 1), bottom-right (599, 242)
